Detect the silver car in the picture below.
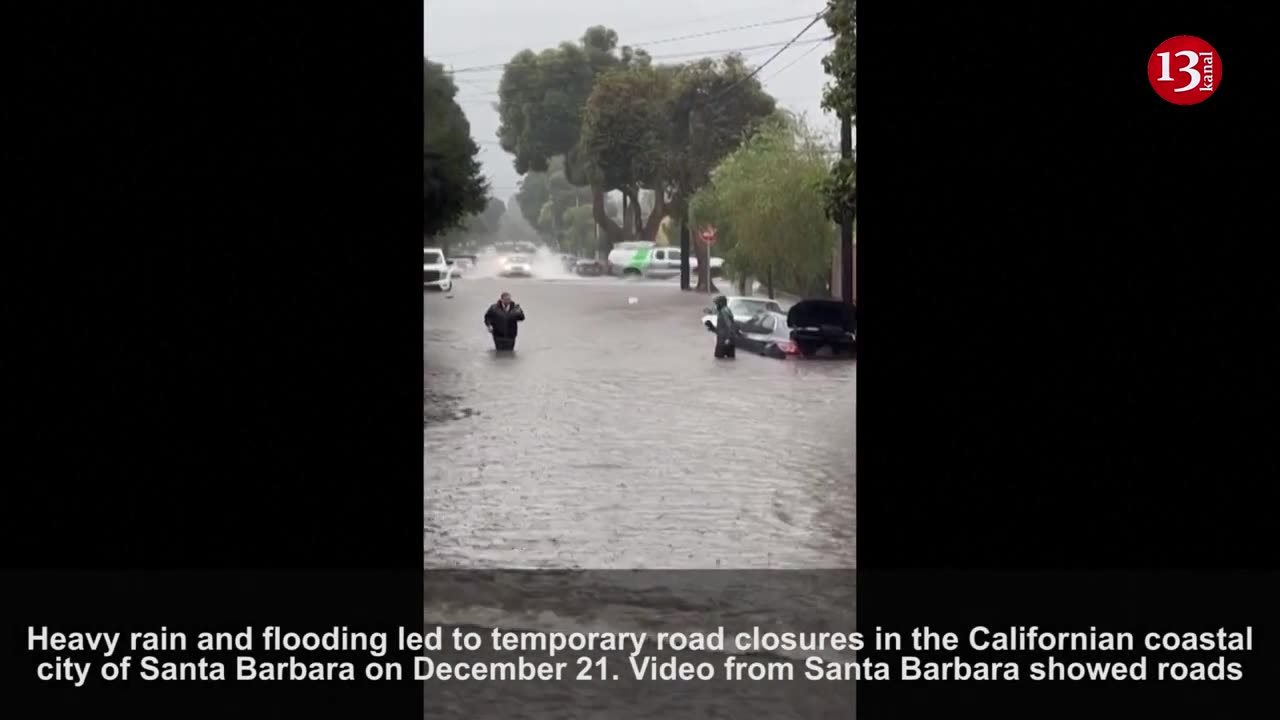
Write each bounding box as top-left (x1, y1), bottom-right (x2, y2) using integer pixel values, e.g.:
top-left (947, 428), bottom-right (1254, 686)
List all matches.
top-left (702, 296), bottom-right (784, 331)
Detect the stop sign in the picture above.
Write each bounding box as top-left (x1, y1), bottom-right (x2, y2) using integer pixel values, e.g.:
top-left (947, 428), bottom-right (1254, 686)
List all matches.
top-left (699, 226), bottom-right (717, 245)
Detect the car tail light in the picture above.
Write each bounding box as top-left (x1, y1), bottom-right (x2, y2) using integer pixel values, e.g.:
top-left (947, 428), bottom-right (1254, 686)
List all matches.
top-left (779, 341), bottom-right (799, 355)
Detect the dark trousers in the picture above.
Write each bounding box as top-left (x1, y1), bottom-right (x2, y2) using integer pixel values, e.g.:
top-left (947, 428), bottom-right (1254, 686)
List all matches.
top-left (714, 337), bottom-right (735, 359)
top-left (493, 335), bottom-right (515, 351)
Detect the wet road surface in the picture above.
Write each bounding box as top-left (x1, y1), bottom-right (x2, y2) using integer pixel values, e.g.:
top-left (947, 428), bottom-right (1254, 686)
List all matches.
top-left (424, 274), bottom-right (855, 569)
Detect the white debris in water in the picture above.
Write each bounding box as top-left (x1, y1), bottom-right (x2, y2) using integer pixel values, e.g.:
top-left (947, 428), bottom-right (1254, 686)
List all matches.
top-left (627, 297), bottom-right (639, 305)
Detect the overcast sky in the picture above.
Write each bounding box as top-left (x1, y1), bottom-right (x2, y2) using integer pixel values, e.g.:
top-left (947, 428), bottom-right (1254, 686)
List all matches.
top-left (425, 0), bottom-right (850, 201)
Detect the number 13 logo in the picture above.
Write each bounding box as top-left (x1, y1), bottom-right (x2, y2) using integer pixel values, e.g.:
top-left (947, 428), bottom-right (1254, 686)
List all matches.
top-left (1149, 36), bottom-right (1220, 105)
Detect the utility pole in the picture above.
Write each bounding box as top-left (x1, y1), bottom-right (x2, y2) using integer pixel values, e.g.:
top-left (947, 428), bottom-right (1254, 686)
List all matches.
top-left (840, 113), bottom-right (854, 305)
top-left (679, 101), bottom-right (694, 291)
top-left (680, 208), bottom-right (691, 289)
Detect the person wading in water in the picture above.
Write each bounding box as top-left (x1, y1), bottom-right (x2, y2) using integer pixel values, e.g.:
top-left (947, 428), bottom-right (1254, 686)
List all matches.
top-left (712, 295), bottom-right (738, 359)
top-left (484, 292), bottom-right (525, 351)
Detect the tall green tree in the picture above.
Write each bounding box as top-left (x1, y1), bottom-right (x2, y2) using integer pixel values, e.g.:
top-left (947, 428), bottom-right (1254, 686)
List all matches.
top-left (578, 62), bottom-right (671, 246)
top-left (497, 28), bottom-right (653, 253)
top-left (692, 114), bottom-right (836, 298)
top-left (497, 27), bottom-right (773, 266)
top-left (496, 27), bottom-right (626, 176)
top-left (577, 53), bottom-right (775, 272)
top-left (820, 0), bottom-right (856, 224)
top-left (514, 156), bottom-right (607, 244)
top-left (425, 59), bottom-right (488, 240)
top-left (668, 55), bottom-right (777, 290)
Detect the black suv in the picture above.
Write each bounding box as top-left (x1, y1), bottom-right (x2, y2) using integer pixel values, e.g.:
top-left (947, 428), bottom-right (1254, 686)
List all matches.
top-left (787, 300), bottom-right (856, 358)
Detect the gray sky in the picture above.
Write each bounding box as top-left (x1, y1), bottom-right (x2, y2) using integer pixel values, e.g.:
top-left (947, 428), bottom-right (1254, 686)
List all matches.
top-left (425, 0), bottom-right (852, 201)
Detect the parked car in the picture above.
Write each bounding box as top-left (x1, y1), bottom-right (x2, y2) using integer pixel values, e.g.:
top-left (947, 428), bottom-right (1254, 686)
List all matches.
top-left (734, 310), bottom-right (803, 359)
top-left (558, 254), bottom-right (579, 272)
top-left (423, 247), bottom-right (453, 292)
top-left (734, 300), bottom-right (856, 359)
top-left (449, 255), bottom-right (476, 277)
top-left (702, 296), bottom-right (784, 331)
top-left (499, 254), bottom-right (533, 277)
top-left (574, 259), bottom-right (605, 276)
top-left (786, 299), bottom-right (856, 358)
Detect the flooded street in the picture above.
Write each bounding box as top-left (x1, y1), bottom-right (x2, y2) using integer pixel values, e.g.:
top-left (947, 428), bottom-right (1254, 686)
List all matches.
top-left (424, 273), bottom-right (856, 570)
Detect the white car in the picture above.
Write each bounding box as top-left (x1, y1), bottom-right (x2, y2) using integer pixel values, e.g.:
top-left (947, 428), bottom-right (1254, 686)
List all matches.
top-left (702, 297), bottom-right (784, 331)
top-left (498, 255), bottom-right (533, 277)
top-left (423, 248), bottom-right (452, 292)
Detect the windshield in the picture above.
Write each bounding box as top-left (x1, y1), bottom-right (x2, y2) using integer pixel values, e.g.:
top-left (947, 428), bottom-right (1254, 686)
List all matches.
top-left (507, 256), bottom-right (530, 264)
top-left (423, 251), bottom-right (444, 265)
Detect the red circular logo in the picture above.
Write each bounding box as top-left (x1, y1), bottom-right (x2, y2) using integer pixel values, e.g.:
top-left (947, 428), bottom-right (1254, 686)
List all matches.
top-left (1148, 36), bottom-right (1220, 105)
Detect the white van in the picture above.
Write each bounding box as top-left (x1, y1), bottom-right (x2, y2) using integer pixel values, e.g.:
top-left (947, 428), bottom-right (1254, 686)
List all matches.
top-left (606, 241), bottom-right (723, 279)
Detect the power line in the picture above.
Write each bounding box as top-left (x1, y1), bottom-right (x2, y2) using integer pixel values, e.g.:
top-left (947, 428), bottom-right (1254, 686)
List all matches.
top-left (761, 35), bottom-right (829, 84)
top-left (627, 14), bottom-right (817, 48)
top-left (448, 37), bottom-right (830, 101)
top-left (444, 20), bottom-right (828, 74)
top-left (426, 2), bottom-right (821, 60)
top-left (708, 11), bottom-right (826, 102)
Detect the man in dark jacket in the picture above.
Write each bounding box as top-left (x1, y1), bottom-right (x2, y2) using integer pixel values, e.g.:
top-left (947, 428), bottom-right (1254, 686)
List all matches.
top-left (484, 292), bottom-right (525, 351)
top-left (712, 295), bottom-right (737, 359)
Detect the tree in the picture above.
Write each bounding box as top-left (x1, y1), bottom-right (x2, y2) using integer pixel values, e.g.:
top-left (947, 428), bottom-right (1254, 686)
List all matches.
top-left (435, 196), bottom-right (507, 254)
top-left (479, 197), bottom-right (506, 233)
top-left (424, 59), bottom-right (488, 240)
top-left (668, 55), bottom-right (777, 291)
top-left (560, 205), bottom-right (597, 257)
top-left (820, 0), bottom-right (856, 224)
top-left (513, 156), bottom-right (605, 245)
top-left (578, 63), bottom-right (671, 246)
top-left (692, 114), bottom-right (836, 299)
top-left (496, 27), bottom-right (625, 175)
top-left (496, 29), bottom-right (773, 270)
top-left (497, 28), bottom-right (652, 255)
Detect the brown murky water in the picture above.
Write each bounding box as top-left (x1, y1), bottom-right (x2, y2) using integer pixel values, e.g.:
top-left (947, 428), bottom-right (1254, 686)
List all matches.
top-left (423, 274), bottom-right (857, 717)
top-left (424, 276), bottom-right (855, 570)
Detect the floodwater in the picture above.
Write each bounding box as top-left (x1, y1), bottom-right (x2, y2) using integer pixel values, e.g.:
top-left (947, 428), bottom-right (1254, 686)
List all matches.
top-left (423, 271), bottom-right (857, 717)
top-left (424, 274), bottom-right (856, 570)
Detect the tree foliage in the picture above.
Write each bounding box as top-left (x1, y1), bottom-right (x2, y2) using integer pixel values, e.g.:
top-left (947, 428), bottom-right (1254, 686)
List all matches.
top-left (692, 114), bottom-right (836, 298)
top-left (513, 156), bottom-right (616, 247)
top-left (820, 0), bottom-right (855, 122)
top-left (496, 27), bottom-right (627, 175)
top-left (424, 59), bottom-right (488, 240)
top-left (436, 197), bottom-right (507, 254)
top-left (496, 29), bottom-right (775, 268)
top-left (820, 0), bottom-right (856, 225)
top-left (578, 63), bottom-right (671, 243)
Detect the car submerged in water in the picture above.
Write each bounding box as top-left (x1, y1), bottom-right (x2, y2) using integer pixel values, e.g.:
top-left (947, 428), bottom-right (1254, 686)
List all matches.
top-left (702, 296), bottom-right (784, 332)
top-left (734, 300), bottom-right (856, 359)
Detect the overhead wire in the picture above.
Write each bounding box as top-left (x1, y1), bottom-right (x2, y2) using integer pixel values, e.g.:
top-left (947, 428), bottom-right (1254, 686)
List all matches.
top-left (450, 37), bottom-right (828, 100)
top-left (441, 11), bottom-right (825, 74)
top-left (426, 3), bottom-right (821, 60)
top-left (761, 33), bottom-right (829, 84)
top-left (706, 11), bottom-right (826, 102)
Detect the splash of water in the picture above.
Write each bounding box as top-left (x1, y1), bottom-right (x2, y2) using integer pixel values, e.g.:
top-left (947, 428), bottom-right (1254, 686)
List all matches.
top-left (462, 245), bottom-right (579, 281)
